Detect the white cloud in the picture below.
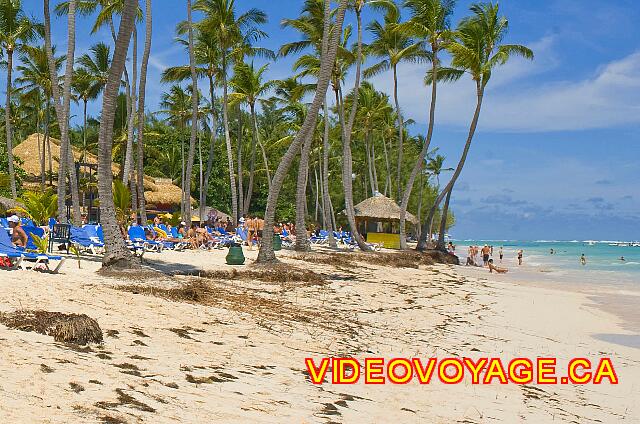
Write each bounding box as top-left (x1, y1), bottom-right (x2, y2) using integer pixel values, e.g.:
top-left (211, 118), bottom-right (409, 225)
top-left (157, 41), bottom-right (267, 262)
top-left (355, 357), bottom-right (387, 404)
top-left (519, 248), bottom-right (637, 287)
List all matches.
top-left (367, 35), bottom-right (640, 132)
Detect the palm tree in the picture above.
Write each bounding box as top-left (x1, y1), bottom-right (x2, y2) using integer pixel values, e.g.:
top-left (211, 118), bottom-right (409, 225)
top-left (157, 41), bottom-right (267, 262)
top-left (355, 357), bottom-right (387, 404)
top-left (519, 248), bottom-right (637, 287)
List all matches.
top-left (229, 61), bottom-right (276, 215)
top-left (72, 68), bottom-right (100, 162)
top-left (0, 0), bottom-right (41, 199)
top-left (183, 0), bottom-right (199, 226)
top-left (44, 0), bottom-right (82, 224)
top-left (136, 0), bottom-right (152, 225)
top-left (16, 45), bottom-right (64, 187)
top-left (194, 0), bottom-right (270, 225)
top-left (417, 2), bottom-right (533, 251)
top-left (161, 31), bottom-right (222, 221)
top-left (398, 0), bottom-right (455, 249)
top-left (257, 0), bottom-right (349, 263)
top-left (364, 6), bottom-right (428, 201)
top-left (95, 0), bottom-right (138, 269)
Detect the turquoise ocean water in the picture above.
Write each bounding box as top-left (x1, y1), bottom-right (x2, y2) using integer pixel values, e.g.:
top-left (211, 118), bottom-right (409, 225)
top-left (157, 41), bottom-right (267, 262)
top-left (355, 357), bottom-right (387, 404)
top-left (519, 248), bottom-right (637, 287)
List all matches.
top-left (453, 240), bottom-right (640, 282)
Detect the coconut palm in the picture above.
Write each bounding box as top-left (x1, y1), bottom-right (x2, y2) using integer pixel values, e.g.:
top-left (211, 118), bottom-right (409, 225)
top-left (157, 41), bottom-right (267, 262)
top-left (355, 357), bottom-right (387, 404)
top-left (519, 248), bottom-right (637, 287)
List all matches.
top-left (94, 0), bottom-right (139, 269)
top-left (44, 0), bottom-right (83, 224)
top-left (398, 0), bottom-right (455, 249)
top-left (194, 0), bottom-right (270, 225)
top-left (417, 2), bottom-right (533, 251)
top-left (136, 0), bottom-right (152, 224)
top-left (364, 6), bottom-right (428, 201)
top-left (16, 45), bottom-right (63, 187)
top-left (229, 61), bottom-right (276, 215)
top-left (0, 0), bottom-right (41, 199)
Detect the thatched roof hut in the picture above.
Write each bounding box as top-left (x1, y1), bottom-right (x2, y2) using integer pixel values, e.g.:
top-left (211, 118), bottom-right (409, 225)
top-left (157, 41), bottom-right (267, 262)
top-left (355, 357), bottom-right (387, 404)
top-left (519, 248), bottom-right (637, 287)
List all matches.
top-left (14, 134), bottom-right (188, 208)
top-left (13, 133), bottom-right (158, 191)
top-left (353, 194), bottom-right (418, 224)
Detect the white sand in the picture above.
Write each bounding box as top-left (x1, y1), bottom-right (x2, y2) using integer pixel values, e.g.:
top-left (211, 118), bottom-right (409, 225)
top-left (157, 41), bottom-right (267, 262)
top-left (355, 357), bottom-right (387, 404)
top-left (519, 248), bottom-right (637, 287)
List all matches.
top-left (0, 247), bottom-right (638, 423)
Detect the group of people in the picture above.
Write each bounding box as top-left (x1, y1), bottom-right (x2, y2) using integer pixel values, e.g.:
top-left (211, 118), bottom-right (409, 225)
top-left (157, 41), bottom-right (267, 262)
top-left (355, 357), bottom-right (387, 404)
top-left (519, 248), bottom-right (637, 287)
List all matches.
top-left (239, 215), bottom-right (265, 249)
top-left (464, 244), bottom-right (513, 274)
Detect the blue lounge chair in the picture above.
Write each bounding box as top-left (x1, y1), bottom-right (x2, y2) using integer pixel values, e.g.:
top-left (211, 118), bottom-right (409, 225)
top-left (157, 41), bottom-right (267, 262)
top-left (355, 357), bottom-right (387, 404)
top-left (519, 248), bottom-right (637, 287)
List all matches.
top-left (72, 226), bottom-right (104, 255)
top-left (128, 226), bottom-right (163, 252)
top-left (0, 225), bottom-right (65, 272)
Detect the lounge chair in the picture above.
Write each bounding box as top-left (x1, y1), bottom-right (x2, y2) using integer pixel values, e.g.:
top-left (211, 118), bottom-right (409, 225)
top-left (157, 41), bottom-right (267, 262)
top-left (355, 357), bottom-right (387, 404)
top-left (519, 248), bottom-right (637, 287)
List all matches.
top-left (0, 225), bottom-right (65, 273)
top-left (71, 226), bottom-right (105, 255)
top-left (48, 223), bottom-right (71, 254)
top-left (128, 226), bottom-right (164, 253)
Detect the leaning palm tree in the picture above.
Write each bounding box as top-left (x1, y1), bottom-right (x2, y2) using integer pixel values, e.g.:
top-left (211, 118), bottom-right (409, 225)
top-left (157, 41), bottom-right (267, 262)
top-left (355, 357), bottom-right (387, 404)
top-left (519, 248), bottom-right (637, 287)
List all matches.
top-left (398, 0), bottom-right (455, 249)
top-left (364, 6), bottom-right (428, 201)
top-left (417, 2), bottom-right (533, 251)
top-left (0, 0), bottom-right (41, 199)
top-left (95, 0), bottom-right (139, 269)
top-left (257, 0), bottom-right (349, 263)
top-left (229, 61), bottom-right (276, 215)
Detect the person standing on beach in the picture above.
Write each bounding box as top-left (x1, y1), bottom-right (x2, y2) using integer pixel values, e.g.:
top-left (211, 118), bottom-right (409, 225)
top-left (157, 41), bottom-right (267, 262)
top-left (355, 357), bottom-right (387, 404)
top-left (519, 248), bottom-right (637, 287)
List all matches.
top-left (499, 246), bottom-right (504, 263)
top-left (517, 249), bottom-right (524, 265)
top-left (481, 245), bottom-right (491, 266)
top-left (580, 254), bottom-right (587, 266)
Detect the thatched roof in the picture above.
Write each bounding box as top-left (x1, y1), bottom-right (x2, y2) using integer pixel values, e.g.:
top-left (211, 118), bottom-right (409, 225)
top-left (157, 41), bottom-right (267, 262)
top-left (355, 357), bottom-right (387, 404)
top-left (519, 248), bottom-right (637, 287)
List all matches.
top-left (14, 133), bottom-right (189, 207)
top-left (13, 133), bottom-right (158, 191)
top-left (353, 194), bottom-right (418, 224)
top-left (0, 196), bottom-right (22, 212)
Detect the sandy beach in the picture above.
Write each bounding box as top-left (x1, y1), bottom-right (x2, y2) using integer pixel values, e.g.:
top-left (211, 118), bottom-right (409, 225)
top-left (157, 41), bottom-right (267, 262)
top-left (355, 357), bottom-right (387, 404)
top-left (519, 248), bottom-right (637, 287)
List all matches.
top-left (0, 247), bottom-right (637, 423)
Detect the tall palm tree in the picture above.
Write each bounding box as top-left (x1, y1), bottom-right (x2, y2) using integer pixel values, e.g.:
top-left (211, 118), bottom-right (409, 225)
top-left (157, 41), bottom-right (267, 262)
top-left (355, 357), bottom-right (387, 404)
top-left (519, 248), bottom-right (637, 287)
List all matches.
top-left (95, 0), bottom-right (138, 269)
top-left (364, 6), bottom-right (428, 201)
top-left (136, 0), bottom-right (152, 224)
top-left (0, 0), bottom-right (41, 199)
top-left (194, 0), bottom-right (270, 224)
top-left (44, 0), bottom-right (82, 224)
top-left (398, 0), bottom-right (455, 249)
top-left (257, 0), bottom-right (349, 263)
top-left (417, 2), bottom-right (533, 251)
top-left (229, 61), bottom-right (276, 215)
top-left (183, 0), bottom-right (199, 225)
top-left (72, 68), bottom-right (100, 162)
top-left (16, 45), bottom-right (64, 187)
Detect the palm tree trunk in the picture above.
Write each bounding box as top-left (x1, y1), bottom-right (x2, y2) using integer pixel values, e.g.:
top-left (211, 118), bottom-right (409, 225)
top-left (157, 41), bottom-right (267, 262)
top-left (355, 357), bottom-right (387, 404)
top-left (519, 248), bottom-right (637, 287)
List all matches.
top-left (38, 110), bottom-right (45, 190)
top-left (257, 0), bottom-right (347, 263)
top-left (96, 0), bottom-right (139, 269)
top-left (221, 55), bottom-right (238, 224)
top-left (5, 49), bottom-right (17, 199)
top-left (418, 83), bottom-right (485, 251)
top-left (198, 132), bottom-right (204, 221)
top-left (339, 8), bottom-right (370, 252)
top-left (321, 99), bottom-right (336, 247)
top-left (46, 102), bottom-right (52, 186)
top-left (243, 102), bottom-right (259, 215)
top-left (393, 64), bottom-right (405, 202)
top-left (202, 74), bottom-right (217, 213)
top-left (136, 0), bottom-right (152, 225)
top-left (365, 133), bottom-right (375, 196)
top-left (293, 119), bottom-right (315, 251)
top-left (183, 0), bottom-right (198, 226)
top-left (237, 108), bottom-right (244, 216)
top-left (123, 26), bottom-right (137, 186)
top-left (400, 52), bottom-right (438, 249)
top-left (258, 140), bottom-right (270, 189)
top-left (82, 99), bottom-right (88, 162)
top-left (381, 133), bottom-right (391, 196)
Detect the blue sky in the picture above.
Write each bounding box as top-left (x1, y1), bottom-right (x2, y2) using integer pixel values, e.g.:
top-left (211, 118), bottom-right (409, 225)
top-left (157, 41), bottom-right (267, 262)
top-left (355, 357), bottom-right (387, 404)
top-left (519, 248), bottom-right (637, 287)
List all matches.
top-left (6, 0), bottom-right (640, 241)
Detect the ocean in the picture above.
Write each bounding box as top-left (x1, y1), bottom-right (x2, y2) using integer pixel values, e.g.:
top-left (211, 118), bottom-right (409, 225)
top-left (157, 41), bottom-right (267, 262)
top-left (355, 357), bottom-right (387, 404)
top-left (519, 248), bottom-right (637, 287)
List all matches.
top-left (453, 240), bottom-right (640, 284)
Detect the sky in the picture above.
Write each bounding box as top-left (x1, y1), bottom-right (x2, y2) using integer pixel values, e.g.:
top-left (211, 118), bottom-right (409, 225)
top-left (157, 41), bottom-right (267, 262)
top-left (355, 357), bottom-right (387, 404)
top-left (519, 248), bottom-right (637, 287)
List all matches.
top-left (4, 0), bottom-right (640, 241)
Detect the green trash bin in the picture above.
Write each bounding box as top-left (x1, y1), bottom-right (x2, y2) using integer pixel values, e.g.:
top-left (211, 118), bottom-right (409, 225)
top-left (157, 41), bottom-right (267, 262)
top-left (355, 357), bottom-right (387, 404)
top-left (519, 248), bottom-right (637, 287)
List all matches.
top-left (273, 233), bottom-right (282, 251)
top-left (226, 245), bottom-right (246, 265)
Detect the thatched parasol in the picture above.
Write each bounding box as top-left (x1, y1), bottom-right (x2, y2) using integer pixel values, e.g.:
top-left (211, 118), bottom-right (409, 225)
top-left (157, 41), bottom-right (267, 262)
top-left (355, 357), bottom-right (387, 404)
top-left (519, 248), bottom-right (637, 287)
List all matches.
top-left (353, 194), bottom-right (418, 224)
top-left (0, 196), bottom-right (22, 213)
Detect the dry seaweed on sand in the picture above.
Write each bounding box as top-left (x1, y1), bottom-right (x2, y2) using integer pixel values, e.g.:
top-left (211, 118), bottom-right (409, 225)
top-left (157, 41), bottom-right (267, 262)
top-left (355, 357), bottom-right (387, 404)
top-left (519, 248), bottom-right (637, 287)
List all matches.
top-left (189, 264), bottom-right (328, 286)
top-left (0, 310), bottom-right (103, 345)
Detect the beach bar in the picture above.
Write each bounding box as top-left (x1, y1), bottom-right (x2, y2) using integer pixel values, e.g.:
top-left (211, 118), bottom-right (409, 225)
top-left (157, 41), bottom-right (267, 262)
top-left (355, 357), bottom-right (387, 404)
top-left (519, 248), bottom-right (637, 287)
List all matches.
top-left (353, 194), bottom-right (418, 249)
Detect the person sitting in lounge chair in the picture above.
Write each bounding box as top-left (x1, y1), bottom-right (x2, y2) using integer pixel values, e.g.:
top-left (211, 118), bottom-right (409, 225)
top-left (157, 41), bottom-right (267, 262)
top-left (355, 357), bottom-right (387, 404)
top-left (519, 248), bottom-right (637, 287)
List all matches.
top-left (7, 215), bottom-right (28, 248)
top-left (488, 259), bottom-right (508, 274)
